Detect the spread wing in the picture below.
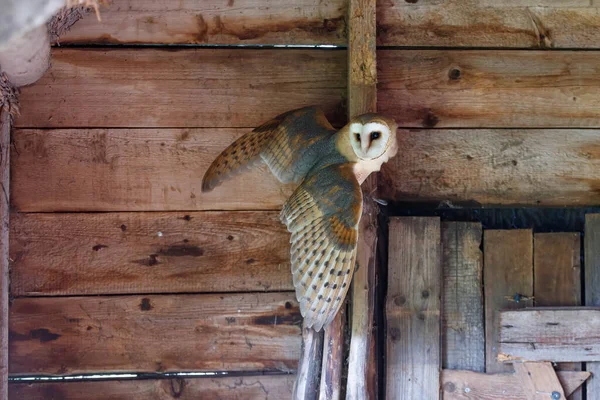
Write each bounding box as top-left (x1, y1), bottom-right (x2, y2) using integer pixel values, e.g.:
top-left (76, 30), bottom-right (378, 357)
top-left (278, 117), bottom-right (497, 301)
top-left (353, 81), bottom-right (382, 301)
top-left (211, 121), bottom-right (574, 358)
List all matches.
top-left (281, 163), bottom-right (362, 331)
top-left (201, 106), bottom-right (336, 192)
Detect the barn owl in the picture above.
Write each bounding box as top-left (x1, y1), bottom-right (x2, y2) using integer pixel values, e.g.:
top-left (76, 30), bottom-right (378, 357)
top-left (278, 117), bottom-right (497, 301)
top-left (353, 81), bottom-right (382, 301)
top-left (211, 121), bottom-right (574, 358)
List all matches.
top-left (202, 106), bottom-right (398, 331)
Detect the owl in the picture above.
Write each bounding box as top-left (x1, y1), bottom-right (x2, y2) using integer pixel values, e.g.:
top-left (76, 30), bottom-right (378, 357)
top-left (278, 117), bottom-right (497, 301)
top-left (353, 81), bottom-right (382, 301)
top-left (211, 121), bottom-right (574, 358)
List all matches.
top-left (202, 106), bottom-right (398, 331)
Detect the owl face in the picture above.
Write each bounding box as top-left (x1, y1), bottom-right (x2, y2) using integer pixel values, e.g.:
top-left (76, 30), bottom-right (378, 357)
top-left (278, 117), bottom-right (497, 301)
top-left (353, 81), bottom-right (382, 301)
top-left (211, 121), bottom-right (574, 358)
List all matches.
top-left (348, 115), bottom-right (398, 161)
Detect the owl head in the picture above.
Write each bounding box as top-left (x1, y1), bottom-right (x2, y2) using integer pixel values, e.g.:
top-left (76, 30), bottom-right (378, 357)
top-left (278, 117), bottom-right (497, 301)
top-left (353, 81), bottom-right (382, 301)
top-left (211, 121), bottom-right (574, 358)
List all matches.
top-left (348, 113), bottom-right (398, 161)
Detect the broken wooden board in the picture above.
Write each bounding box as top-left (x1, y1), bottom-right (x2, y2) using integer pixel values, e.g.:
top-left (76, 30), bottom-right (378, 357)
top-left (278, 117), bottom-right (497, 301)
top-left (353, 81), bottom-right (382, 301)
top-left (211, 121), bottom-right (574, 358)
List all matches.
top-left (379, 128), bottom-right (600, 206)
top-left (10, 211), bottom-right (292, 296)
top-left (11, 128), bottom-right (296, 212)
top-left (378, 50), bottom-right (600, 128)
top-left (499, 308), bottom-right (600, 363)
top-left (16, 48), bottom-right (346, 129)
top-left (376, 1), bottom-right (600, 49)
top-left (441, 369), bottom-right (590, 400)
top-left (514, 362), bottom-right (565, 400)
top-left (9, 375), bottom-right (295, 399)
top-left (585, 215), bottom-right (600, 400)
top-left (9, 293), bottom-right (301, 375)
top-left (387, 217), bottom-right (441, 400)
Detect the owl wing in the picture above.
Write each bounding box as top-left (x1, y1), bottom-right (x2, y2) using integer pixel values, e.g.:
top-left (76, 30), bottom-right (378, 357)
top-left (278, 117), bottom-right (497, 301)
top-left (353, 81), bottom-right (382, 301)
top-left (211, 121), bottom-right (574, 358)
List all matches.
top-left (281, 163), bottom-right (363, 331)
top-left (201, 106), bottom-right (336, 192)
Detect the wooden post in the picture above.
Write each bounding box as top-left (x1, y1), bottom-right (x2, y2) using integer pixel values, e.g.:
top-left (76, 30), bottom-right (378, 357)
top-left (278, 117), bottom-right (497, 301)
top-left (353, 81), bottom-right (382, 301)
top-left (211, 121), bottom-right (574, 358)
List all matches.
top-left (346, 0), bottom-right (378, 398)
top-left (319, 308), bottom-right (345, 400)
top-left (585, 214), bottom-right (600, 399)
top-left (294, 322), bottom-right (324, 400)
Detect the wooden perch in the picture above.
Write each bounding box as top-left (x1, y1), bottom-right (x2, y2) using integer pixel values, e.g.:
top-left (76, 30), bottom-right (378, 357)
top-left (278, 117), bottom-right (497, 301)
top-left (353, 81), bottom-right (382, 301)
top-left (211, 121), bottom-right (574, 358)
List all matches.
top-left (294, 322), bottom-right (324, 400)
top-left (319, 308), bottom-right (345, 400)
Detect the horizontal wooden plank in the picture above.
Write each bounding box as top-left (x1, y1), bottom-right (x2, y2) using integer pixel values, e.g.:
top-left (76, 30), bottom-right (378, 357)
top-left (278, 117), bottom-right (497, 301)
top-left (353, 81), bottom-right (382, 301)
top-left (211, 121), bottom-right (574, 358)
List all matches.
top-left (378, 50), bottom-right (600, 128)
top-left (11, 128), bottom-right (295, 212)
top-left (376, 1), bottom-right (600, 48)
top-left (9, 293), bottom-right (301, 375)
top-left (10, 375), bottom-right (295, 399)
top-left (10, 212), bottom-right (292, 296)
top-left (498, 308), bottom-right (600, 363)
top-left (59, 0), bottom-right (346, 45)
top-left (16, 48), bottom-right (346, 128)
top-left (380, 129), bottom-right (600, 206)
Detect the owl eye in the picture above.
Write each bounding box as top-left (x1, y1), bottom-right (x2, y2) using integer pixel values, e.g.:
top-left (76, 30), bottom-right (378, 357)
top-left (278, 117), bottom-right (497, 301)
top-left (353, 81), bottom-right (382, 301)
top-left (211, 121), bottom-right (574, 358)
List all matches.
top-left (370, 131), bottom-right (381, 140)
top-left (355, 133), bottom-right (361, 141)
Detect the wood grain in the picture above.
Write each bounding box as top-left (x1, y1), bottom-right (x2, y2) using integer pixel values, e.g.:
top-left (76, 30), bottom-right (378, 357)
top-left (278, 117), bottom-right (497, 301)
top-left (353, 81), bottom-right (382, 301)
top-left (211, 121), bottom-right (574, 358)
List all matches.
top-left (9, 375), bottom-right (295, 399)
top-left (441, 222), bottom-right (484, 372)
top-left (534, 233), bottom-right (582, 400)
top-left (386, 217), bottom-right (441, 400)
top-left (378, 50), bottom-right (600, 128)
top-left (9, 293), bottom-right (301, 375)
top-left (380, 128), bottom-right (600, 206)
top-left (441, 369), bottom-right (590, 400)
top-left (58, 0), bottom-right (346, 45)
top-left (10, 211), bottom-right (292, 296)
top-left (483, 230), bottom-right (533, 373)
top-left (0, 110), bottom-right (9, 400)
top-left (11, 128), bottom-right (295, 212)
top-left (585, 214), bottom-right (600, 398)
top-left (16, 48), bottom-right (346, 129)
top-left (293, 322), bottom-right (323, 400)
top-left (514, 362), bottom-right (565, 400)
top-left (498, 308), bottom-right (600, 363)
top-left (319, 308), bottom-right (344, 400)
top-left (376, 1), bottom-right (600, 49)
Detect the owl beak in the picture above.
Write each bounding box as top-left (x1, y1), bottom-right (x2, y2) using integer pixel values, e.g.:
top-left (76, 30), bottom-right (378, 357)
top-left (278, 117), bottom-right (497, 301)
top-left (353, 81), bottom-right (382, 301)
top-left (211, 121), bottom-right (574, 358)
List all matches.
top-left (361, 132), bottom-right (369, 154)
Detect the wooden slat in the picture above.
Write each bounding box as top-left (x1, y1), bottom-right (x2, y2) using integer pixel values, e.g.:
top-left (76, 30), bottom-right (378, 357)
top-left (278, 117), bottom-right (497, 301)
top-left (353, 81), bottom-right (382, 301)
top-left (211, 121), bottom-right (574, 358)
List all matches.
top-left (10, 375), bottom-right (295, 399)
top-left (16, 48), bottom-right (346, 129)
top-left (585, 214), bottom-right (600, 398)
top-left (0, 109), bottom-right (10, 400)
top-left (483, 230), bottom-right (533, 373)
top-left (379, 128), bottom-right (600, 206)
top-left (376, 1), bottom-right (600, 49)
top-left (534, 233), bottom-right (582, 400)
top-left (386, 217), bottom-right (441, 400)
top-left (11, 128), bottom-right (295, 212)
top-left (9, 293), bottom-right (301, 375)
top-left (378, 50), bottom-right (600, 128)
top-left (498, 308), bottom-right (600, 363)
top-left (514, 362), bottom-right (565, 400)
top-left (60, 0), bottom-right (346, 46)
top-left (441, 369), bottom-right (591, 400)
top-left (441, 222), bottom-right (484, 372)
top-left (10, 212), bottom-right (292, 296)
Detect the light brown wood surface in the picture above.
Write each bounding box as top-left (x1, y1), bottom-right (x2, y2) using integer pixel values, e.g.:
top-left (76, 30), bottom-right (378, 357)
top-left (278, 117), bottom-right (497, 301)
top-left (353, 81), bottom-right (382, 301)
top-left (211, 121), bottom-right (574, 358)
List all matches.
top-left (0, 110), bottom-right (10, 400)
top-left (10, 211), bottom-right (292, 296)
top-left (483, 230), bottom-right (533, 373)
top-left (376, 1), bottom-right (600, 49)
top-left (386, 217), bottom-right (441, 400)
top-left (9, 293), bottom-right (301, 375)
top-left (379, 128), bottom-right (600, 206)
top-left (585, 214), bottom-right (600, 398)
top-left (319, 308), bottom-right (344, 400)
top-left (378, 50), bottom-right (600, 128)
top-left (534, 232), bottom-right (582, 400)
top-left (441, 222), bottom-right (484, 372)
top-left (498, 308), bottom-right (600, 363)
top-left (59, 0), bottom-right (346, 45)
top-left (12, 128), bottom-right (295, 212)
top-left (293, 323), bottom-right (323, 400)
top-left (16, 48), bottom-right (346, 129)
top-left (441, 369), bottom-right (590, 400)
top-left (514, 362), bottom-right (565, 400)
top-left (10, 375), bottom-right (295, 399)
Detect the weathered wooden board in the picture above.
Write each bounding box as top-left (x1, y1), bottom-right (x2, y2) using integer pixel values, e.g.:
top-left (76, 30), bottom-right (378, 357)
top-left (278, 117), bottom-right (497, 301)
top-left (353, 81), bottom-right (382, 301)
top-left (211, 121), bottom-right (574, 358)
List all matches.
top-left (9, 375), bottom-right (295, 399)
top-left (293, 323), bottom-right (323, 400)
top-left (11, 128), bottom-right (295, 212)
top-left (441, 369), bottom-right (590, 400)
top-left (10, 211), bottom-right (291, 296)
top-left (483, 230), bottom-right (533, 373)
top-left (386, 217), bottom-right (441, 400)
top-left (16, 49), bottom-right (346, 128)
top-left (498, 308), bottom-right (600, 362)
top-left (441, 222), bottom-right (484, 372)
top-left (534, 233), bottom-right (582, 400)
top-left (9, 293), bottom-right (301, 375)
top-left (379, 128), bottom-right (600, 206)
top-left (585, 214), bottom-right (600, 398)
top-left (376, 1), bottom-right (600, 49)
top-left (514, 362), bottom-right (565, 400)
top-left (0, 109), bottom-right (10, 400)
top-left (378, 50), bottom-right (600, 128)
top-left (59, 0), bottom-right (346, 45)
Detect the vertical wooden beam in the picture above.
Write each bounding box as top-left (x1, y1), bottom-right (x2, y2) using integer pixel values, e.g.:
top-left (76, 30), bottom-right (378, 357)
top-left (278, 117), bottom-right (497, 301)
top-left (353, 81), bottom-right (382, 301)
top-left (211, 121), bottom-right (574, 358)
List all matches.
top-left (294, 323), bottom-right (324, 400)
top-left (441, 222), bottom-right (485, 373)
top-left (534, 232), bottom-right (582, 400)
top-left (585, 214), bottom-right (600, 399)
top-left (386, 217), bottom-right (441, 400)
top-left (346, 0), bottom-right (377, 399)
top-left (319, 308), bottom-right (345, 400)
top-left (483, 230), bottom-right (533, 373)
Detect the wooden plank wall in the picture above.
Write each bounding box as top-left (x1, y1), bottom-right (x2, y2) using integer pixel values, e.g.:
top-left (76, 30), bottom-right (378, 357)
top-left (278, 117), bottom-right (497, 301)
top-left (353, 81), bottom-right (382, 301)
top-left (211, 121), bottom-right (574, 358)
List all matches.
top-left (9, 1), bottom-right (348, 397)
